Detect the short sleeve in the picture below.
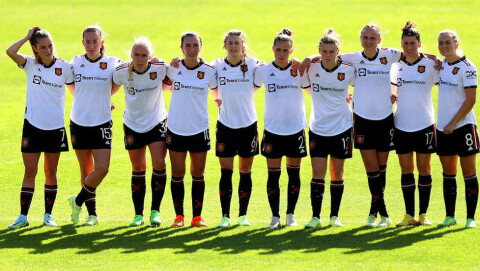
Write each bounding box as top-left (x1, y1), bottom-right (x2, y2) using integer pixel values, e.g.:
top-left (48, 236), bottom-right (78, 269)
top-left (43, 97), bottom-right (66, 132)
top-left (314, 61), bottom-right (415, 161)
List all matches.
top-left (339, 53), bottom-right (355, 64)
top-left (253, 67), bottom-right (264, 87)
top-left (349, 68), bottom-right (356, 86)
top-left (463, 64), bottom-right (478, 89)
top-left (209, 70), bottom-right (218, 89)
top-left (432, 68), bottom-right (440, 85)
top-left (386, 48), bottom-right (403, 63)
top-left (65, 63), bottom-right (75, 84)
top-left (390, 63), bottom-right (399, 85)
top-left (300, 71), bottom-right (310, 89)
top-left (19, 55), bottom-right (33, 71)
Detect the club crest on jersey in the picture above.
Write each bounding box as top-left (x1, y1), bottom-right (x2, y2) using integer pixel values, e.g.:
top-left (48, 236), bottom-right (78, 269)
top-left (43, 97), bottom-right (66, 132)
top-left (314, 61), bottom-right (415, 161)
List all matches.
top-left (452, 67), bottom-right (460, 75)
top-left (99, 62), bottom-right (107, 70)
top-left (241, 64), bottom-right (248, 73)
top-left (417, 65), bottom-right (425, 73)
top-left (55, 68), bottom-right (62, 76)
top-left (197, 71), bottom-right (205, 79)
top-left (380, 57), bottom-right (388, 65)
top-left (125, 135), bottom-right (134, 145)
top-left (337, 73), bottom-right (345, 81)
top-left (290, 69), bottom-right (297, 77)
top-left (22, 138), bottom-right (29, 148)
top-left (217, 143), bottom-right (225, 152)
top-left (356, 135), bottom-right (365, 144)
top-left (150, 72), bottom-right (157, 80)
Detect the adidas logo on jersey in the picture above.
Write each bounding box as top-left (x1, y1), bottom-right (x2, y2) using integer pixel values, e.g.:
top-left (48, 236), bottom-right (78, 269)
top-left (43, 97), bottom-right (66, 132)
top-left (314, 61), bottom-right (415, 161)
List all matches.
top-left (315, 73), bottom-right (320, 77)
top-left (222, 67), bottom-right (227, 70)
top-left (178, 71), bottom-right (182, 75)
top-left (360, 60), bottom-right (365, 64)
top-left (270, 73), bottom-right (275, 76)
top-left (399, 68), bottom-right (403, 71)
top-left (80, 64), bottom-right (85, 67)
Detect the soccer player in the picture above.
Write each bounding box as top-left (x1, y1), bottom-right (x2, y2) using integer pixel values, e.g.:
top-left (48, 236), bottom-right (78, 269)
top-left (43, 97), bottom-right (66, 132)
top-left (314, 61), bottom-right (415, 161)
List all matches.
top-left (390, 22), bottom-right (439, 226)
top-left (254, 28), bottom-right (310, 229)
top-left (113, 37), bottom-right (170, 227)
top-left (68, 24), bottom-right (122, 226)
top-left (303, 29), bottom-right (355, 229)
top-left (436, 30), bottom-right (479, 228)
top-left (210, 30), bottom-right (262, 228)
top-left (299, 24), bottom-right (403, 228)
top-left (6, 27), bottom-right (73, 228)
top-left (165, 32), bottom-right (217, 227)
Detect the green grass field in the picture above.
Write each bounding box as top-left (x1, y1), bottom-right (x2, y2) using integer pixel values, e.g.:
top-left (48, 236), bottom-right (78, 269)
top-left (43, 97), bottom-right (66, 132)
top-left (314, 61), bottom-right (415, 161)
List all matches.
top-left (1, 0), bottom-right (480, 270)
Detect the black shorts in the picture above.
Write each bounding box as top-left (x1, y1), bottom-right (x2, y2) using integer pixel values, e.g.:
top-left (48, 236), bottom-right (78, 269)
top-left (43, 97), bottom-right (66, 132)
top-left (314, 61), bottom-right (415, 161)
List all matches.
top-left (216, 121), bottom-right (259, 158)
top-left (353, 113), bottom-right (395, 152)
top-left (394, 124), bottom-right (437, 154)
top-left (21, 119), bottom-right (69, 153)
top-left (261, 129), bottom-right (307, 159)
top-left (166, 128), bottom-right (210, 152)
top-left (124, 119), bottom-right (167, 150)
top-left (70, 120), bottom-right (113, 150)
top-left (437, 124), bottom-right (480, 157)
top-left (309, 128), bottom-right (353, 159)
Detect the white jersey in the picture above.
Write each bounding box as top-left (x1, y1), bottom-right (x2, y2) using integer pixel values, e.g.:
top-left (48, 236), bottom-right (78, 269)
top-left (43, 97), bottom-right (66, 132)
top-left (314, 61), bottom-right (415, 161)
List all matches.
top-left (70, 54), bottom-right (121, 126)
top-left (437, 56), bottom-right (478, 131)
top-left (20, 56), bottom-right (74, 130)
top-left (391, 55), bottom-right (439, 132)
top-left (340, 48), bottom-right (402, 120)
top-left (167, 59), bottom-right (217, 136)
top-left (212, 57), bottom-right (261, 128)
top-left (113, 60), bottom-right (168, 133)
top-left (254, 62), bottom-right (310, 135)
top-left (307, 60), bottom-right (355, 136)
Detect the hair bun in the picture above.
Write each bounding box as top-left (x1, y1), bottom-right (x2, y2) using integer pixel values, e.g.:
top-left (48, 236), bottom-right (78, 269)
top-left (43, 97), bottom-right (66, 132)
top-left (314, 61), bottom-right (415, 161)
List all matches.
top-left (402, 21), bottom-right (416, 31)
top-left (279, 28), bottom-right (292, 37)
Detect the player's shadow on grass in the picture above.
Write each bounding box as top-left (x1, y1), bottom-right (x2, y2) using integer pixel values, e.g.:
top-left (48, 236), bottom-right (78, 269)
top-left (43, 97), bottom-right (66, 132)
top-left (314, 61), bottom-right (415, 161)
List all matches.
top-left (0, 224), bottom-right (465, 255)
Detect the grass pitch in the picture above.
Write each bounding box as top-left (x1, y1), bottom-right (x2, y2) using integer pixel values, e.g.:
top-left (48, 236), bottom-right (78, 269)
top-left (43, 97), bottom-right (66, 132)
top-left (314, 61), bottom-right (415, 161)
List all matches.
top-left (1, 0), bottom-right (480, 270)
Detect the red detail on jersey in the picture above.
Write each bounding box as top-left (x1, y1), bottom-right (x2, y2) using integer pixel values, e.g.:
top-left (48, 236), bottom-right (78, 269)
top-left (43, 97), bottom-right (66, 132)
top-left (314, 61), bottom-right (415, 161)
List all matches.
top-left (163, 76), bottom-right (172, 85)
top-left (151, 61), bottom-right (165, 66)
top-left (337, 73), bottom-right (345, 81)
top-left (203, 63), bottom-right (214, 68)
top-left (452, 67), bottom-right (460, 75)
top-left (380, 57), bottom-right (388, 65)
top-left (22, 138), bottom-right (29, 147)
top-left (100, 62), bottom-right (107, 70)
top-left (55, 68), bottom-right (62, 76)
top-left (197, 71), bottom-right (205, 79)
top-left (418, 65), bottom-right (426, 73)
top-left (150, 72), bottom-right (157, 80)
top-left (290, 69), bottom-right (298, 77)
top-left (241, 64), bottom-right (248, 73)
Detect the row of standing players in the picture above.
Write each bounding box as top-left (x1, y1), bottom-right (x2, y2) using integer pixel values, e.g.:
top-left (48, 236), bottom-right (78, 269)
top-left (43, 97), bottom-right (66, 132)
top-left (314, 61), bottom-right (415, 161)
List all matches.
top-left (5, 22), bottom-right (478, 230)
